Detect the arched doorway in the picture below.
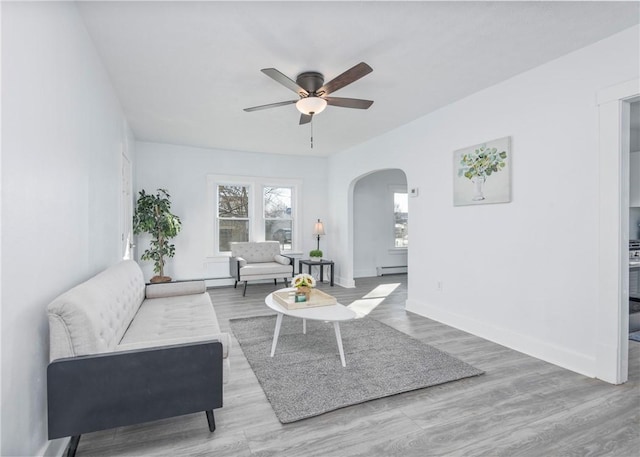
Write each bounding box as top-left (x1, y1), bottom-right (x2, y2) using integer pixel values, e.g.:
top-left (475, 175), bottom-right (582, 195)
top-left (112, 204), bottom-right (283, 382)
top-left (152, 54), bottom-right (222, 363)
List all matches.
top-left (351, 169), bottom-right (408, 279)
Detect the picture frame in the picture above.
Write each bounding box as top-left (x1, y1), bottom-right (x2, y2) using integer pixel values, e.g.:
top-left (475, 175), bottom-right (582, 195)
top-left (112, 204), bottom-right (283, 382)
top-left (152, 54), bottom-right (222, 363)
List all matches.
top-left (453, 136), bottom-right (511, 206)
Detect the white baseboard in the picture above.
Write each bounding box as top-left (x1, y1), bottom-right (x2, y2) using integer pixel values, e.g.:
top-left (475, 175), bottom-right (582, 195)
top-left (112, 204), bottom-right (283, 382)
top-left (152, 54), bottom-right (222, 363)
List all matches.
top-left (406, 298), bottom-right (596, 378)
top-left (40, 437), bottom-right (69, 457)
top-left (336, 276), bottom-right (356, 288)
top-left (353, 268), bottom-right (377, 278)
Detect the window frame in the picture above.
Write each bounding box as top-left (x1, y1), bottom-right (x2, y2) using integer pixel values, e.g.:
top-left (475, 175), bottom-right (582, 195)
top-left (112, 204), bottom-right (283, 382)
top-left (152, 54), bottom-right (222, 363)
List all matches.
top-left (263, 185), bottom-right (294, 251)
top-left (390, 185), bottom-right (408, 250)
top-left (206, 174), bottom-right (301, 257)
top-left (216, 182), bottom-right (252, 253)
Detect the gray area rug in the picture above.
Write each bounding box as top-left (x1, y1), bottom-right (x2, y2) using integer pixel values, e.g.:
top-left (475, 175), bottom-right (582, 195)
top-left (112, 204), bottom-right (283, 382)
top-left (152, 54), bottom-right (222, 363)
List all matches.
top-left (229, 315), bottom-right (484, 423)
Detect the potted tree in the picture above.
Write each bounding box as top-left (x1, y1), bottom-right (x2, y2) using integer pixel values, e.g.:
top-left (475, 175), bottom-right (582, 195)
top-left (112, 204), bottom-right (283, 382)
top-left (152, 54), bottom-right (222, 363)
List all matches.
top-left (133, 188), bottom-right (182, 283)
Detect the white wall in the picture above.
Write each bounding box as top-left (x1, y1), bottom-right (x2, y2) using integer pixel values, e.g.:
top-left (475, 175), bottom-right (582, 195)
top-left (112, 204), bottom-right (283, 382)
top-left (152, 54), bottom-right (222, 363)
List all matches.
top-left (353, 169), bottom-right (407, 278)
top-left (328, 26), bottom-right (640, 378)
top-left (1, 2), bottom-right (133, 455)
top-left (135, 142), bottom-right (329, 283)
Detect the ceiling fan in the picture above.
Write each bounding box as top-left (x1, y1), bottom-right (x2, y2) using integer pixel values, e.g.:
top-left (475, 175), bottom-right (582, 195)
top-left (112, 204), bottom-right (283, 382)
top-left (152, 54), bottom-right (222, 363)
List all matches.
top-left (244, 62), bottom-right (374, 125)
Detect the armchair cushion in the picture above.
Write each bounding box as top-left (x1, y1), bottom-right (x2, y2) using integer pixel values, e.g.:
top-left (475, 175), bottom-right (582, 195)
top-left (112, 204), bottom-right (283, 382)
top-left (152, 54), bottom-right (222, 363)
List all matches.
top-left (239, 262), bottom-right (292, 277)
top-left (274, 254), bottom-right (291, 265)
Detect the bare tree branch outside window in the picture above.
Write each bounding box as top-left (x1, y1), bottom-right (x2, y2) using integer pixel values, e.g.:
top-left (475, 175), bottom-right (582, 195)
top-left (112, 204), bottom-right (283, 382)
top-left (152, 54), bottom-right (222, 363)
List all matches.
top-left (264, 187), bottom-right (293, 249)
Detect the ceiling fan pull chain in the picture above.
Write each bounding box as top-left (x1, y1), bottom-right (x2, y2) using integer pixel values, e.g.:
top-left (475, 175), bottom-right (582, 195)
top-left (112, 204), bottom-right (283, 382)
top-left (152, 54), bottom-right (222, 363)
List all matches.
top-left (310, 117), bottom-right (314, 149)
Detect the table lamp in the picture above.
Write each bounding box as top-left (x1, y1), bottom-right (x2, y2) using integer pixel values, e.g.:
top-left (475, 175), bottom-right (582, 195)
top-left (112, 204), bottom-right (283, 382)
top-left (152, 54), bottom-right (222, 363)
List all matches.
top-left (313, 219), bottom-right (325, 251)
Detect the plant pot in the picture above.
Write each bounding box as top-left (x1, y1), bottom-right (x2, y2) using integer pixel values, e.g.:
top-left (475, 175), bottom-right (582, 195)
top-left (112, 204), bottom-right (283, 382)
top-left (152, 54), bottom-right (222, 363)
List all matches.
top-left (150, 275), bottom-right (172, 283)
top-left (296, 286), bottom-right (311, 301)
top-left (310, 256), bottom-right (322, 262)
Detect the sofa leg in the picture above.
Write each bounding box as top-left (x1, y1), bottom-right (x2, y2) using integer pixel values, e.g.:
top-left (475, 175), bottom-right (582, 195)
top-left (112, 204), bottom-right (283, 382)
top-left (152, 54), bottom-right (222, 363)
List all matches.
top-left (243, 281), bottom-right (248, 297)
top-left (274, 279), bottom-right (277, 285)
top-left (284, 278), bottom-right (289, 287)
top-left (205, 410), bottom-right (216, 432)
top-left (66, 435), bottom-right (81, 457)
top-left (234, 281), bottom-right (237, 289)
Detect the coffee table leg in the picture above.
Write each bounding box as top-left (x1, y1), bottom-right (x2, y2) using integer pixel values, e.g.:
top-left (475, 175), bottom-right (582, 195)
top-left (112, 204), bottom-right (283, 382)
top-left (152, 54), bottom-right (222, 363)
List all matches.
top-left (333, 322), bottom-right (346, 367)
top-left (303, 318), bottom-right (306, 334)
top-left (270, 313), bottom-right (283, 357)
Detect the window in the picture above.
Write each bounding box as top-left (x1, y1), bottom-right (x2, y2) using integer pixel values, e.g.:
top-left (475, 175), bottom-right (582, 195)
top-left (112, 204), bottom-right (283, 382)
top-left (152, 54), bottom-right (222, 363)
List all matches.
top-left (207, 175), bottom-right (300, 256)
top-left (217, 184), bottom-right (250, 252)
top-left (393, 191), bottom-right (408, 248)
top-left (264, 186), bottom-right (293, 250)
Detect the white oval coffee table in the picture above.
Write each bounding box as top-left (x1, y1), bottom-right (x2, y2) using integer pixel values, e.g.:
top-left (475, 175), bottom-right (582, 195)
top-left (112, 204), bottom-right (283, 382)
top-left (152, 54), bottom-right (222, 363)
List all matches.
top-left (265, 288), bottom-right (356, 367)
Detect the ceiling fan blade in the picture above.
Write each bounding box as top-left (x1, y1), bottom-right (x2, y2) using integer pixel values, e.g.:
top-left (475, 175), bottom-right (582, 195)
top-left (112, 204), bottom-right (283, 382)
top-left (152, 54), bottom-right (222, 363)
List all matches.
top-left (261, 68), bottom-right (309, 96)
top-left (243, 100), bottom-right (297, 112)
top-left (324, 97), bottom-right (374, 109)
top-left (318, 62), bottom-right (373, 96)
top-left (299, 113), bottom-right (313, 125)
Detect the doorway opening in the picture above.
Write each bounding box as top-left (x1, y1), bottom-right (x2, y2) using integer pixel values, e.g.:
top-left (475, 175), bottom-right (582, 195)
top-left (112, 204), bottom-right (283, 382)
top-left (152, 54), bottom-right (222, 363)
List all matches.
top-left (352, 169), bottom-right (408, 279)
top-left (597, 78), bottom-right (640, 384)
top-left (627, 100), bottom-right (640, 370)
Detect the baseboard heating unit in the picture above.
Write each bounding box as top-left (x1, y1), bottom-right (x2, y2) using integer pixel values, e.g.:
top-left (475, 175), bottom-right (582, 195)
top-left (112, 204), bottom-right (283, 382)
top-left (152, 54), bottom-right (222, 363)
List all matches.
top-left (376, 266), bottom-right (408, 276)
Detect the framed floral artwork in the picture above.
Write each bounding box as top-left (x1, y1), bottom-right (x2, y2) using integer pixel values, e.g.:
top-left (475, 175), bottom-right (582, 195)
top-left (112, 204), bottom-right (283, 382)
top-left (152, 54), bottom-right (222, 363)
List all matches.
top-left (453, 136), bottom-right (511, 206)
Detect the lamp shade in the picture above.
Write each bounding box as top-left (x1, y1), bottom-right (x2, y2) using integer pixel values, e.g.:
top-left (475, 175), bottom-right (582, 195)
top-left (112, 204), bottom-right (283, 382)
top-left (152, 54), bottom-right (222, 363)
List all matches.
top-left (313, 219), bottom-right (325, 236)
top-left (296, 97), bottom-right (327, 115)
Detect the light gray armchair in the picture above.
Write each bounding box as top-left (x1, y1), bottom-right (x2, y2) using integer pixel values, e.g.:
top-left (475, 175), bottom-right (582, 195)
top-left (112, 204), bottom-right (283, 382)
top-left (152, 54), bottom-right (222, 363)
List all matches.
top-left (229, 241), bottom-right (294, 296)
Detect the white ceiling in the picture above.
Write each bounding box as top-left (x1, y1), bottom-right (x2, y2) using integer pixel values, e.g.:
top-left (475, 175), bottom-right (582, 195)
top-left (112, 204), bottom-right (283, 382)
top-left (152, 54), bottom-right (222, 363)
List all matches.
top-left (78, 1), bottom-right (640, 156)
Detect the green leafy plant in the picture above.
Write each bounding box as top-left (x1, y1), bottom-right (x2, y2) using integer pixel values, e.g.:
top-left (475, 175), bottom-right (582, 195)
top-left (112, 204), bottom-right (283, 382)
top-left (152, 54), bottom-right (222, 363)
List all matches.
top-left (133, 188), bottom-right (182, 282)
top-left (309, 249), bottom-right (323, 258)
top-left (458, 146), bottom-right (507, 180)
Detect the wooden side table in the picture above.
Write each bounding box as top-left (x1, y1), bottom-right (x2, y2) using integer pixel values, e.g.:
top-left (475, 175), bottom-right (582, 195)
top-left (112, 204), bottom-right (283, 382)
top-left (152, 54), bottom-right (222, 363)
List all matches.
top-left (298, 259), bottom-right (334, 286)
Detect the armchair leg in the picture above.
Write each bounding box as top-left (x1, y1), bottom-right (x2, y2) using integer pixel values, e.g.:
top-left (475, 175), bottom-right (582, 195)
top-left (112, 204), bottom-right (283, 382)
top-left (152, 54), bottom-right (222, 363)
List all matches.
top-left (284, 278), bottom-right (289, 287)
top-left (66, 435), bottom-right (81, 457)
top-left (243, 281), bottom-right (248, 297)
top-left (234, 281), bottom-right (237, 289)
top-left (274, 279), bottom-right (277, 285)
top-left (205, 410), bottom-right (216, 432)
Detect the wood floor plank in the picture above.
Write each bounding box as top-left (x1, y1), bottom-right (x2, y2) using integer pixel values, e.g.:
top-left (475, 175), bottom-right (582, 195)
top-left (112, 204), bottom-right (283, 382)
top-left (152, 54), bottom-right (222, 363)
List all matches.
top-left (243, 408), bottom-right (422, 457)
top-left (75, 275), bottom-right (640, 456)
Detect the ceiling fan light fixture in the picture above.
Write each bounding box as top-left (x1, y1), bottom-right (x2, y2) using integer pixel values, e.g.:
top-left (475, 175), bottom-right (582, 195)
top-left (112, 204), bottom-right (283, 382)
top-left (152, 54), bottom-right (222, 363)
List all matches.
top-left (296, 97), bottom-right (327, 115)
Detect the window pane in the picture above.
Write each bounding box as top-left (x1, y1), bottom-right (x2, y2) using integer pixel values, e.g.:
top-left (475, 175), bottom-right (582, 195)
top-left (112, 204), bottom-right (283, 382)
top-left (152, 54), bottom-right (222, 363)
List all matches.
top-left (266, 220), bottom-right (292, 250)
top-left (219, 219), bottom-right (249, 252)
top-left (218, 185), bottom-right (249, 218)
top-left (264, 186), bottom-right (293, 250)
top-left (264, 187), bottom-right (292, 219)
top-left (394, 192), bottom-right (408, 247)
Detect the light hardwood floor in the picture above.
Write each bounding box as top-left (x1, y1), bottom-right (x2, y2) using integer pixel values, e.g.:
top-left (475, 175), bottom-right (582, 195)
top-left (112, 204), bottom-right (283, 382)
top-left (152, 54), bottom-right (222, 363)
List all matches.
top-left (77, 275), bottom-right (639, 456)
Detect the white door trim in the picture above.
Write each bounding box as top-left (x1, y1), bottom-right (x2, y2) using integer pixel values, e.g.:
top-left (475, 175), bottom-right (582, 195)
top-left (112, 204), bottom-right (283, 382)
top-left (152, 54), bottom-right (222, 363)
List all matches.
top-left (596, 78), bottom-right (639, 384)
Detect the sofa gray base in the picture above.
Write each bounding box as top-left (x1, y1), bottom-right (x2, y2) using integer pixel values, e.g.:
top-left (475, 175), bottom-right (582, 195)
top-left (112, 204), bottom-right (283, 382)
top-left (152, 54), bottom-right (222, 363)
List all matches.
top-left (48, 341), bottom-right (223, 456)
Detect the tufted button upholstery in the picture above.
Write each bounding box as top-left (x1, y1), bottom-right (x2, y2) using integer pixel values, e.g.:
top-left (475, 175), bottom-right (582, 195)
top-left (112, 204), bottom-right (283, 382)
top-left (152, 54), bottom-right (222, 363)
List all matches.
top-left (47, 260), bottom-right (231, 383)
top-left (230, 241), bottom-right (281, 263)
top-left (47, 260), bottom-right (145, 360)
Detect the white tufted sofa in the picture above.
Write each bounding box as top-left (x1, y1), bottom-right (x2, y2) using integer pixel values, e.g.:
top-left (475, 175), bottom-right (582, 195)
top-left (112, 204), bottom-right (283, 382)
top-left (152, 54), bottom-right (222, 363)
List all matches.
top-left (47, 260), bottom-right (229, 457)
top-left (229, 241), bottom-right (294, 296)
